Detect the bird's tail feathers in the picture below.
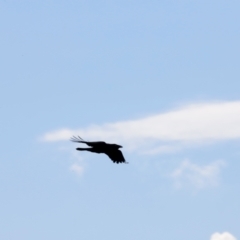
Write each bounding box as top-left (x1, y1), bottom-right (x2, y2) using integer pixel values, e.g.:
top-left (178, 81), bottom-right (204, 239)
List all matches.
top-left (76, 147), bottom-right (91, 151)
top-left (70, 135), bottom-right (85, 143)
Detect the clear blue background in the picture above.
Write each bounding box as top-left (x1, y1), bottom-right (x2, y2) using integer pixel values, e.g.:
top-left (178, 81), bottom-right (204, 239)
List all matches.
top-left (0, 1), bottom-right (239, 239)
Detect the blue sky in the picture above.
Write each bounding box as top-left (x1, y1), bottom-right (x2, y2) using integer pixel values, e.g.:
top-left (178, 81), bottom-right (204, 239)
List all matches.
top-left (0, 1), bottom-right (240, 239)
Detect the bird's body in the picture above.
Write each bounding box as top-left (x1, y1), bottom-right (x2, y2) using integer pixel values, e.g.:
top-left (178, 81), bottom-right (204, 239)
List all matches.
top-left (71, 136), bottom-right (127, 164)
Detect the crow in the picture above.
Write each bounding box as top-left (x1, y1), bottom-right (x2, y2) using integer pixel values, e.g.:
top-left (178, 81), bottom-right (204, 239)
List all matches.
top-left (70, 136), bottom-right (127, 164)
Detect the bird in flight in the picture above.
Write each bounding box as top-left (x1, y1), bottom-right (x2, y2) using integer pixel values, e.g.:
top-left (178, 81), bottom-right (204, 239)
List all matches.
top-left (70, 136), bottom-right (127, 164)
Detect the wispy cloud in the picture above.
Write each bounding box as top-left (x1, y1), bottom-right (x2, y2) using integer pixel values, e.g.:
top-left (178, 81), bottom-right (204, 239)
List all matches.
top-left (210, 232), bottom-right (237, 240)
top-left (41, 101), bottom-right (240, 153)
top-left (57, 146), bottom-right (85, 176)
top-left (70, 163), bottom-right (84, 176)
top-left (69, 149), bottom-right (85, 176)
top-left (170, 159), bottom-right (225, 189)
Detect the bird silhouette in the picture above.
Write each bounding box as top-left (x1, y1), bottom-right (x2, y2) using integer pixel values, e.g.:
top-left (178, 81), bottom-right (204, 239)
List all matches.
top-left (70, 136), bottom-right (127, 164)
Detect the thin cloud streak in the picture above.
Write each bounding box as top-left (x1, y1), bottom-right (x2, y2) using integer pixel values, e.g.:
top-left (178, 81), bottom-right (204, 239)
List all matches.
top-left (70, 163), bottom-right (84, 176)
top-left (170, 159), bottom-right (225, 189)
top-left (42, 101), bottom-right (240, 153)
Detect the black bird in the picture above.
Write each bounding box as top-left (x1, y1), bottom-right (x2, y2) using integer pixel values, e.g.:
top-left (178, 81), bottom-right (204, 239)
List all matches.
top-left (70, 136), bottom-right (127, 164)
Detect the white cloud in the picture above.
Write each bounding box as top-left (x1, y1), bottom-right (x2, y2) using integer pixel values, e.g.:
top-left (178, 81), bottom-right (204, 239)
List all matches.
top-left (69, 149), bottom-right (85, 176)
top-left (58, 147), bottom-right (85, 176)
top-left (210, 232), bottom-right (237, 240)
top-left (41, 101), bottom-right (240, 153)
top-left (70, 163), bottom-right (84, 176)
top-left (170, 159), bottom-right (225, 189)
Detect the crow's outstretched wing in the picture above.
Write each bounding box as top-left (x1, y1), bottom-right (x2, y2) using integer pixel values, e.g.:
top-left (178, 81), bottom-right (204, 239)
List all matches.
top-left (70, 136), bottom-right (106, 147)
top-left (105, 150), bottom-right (126, 164)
